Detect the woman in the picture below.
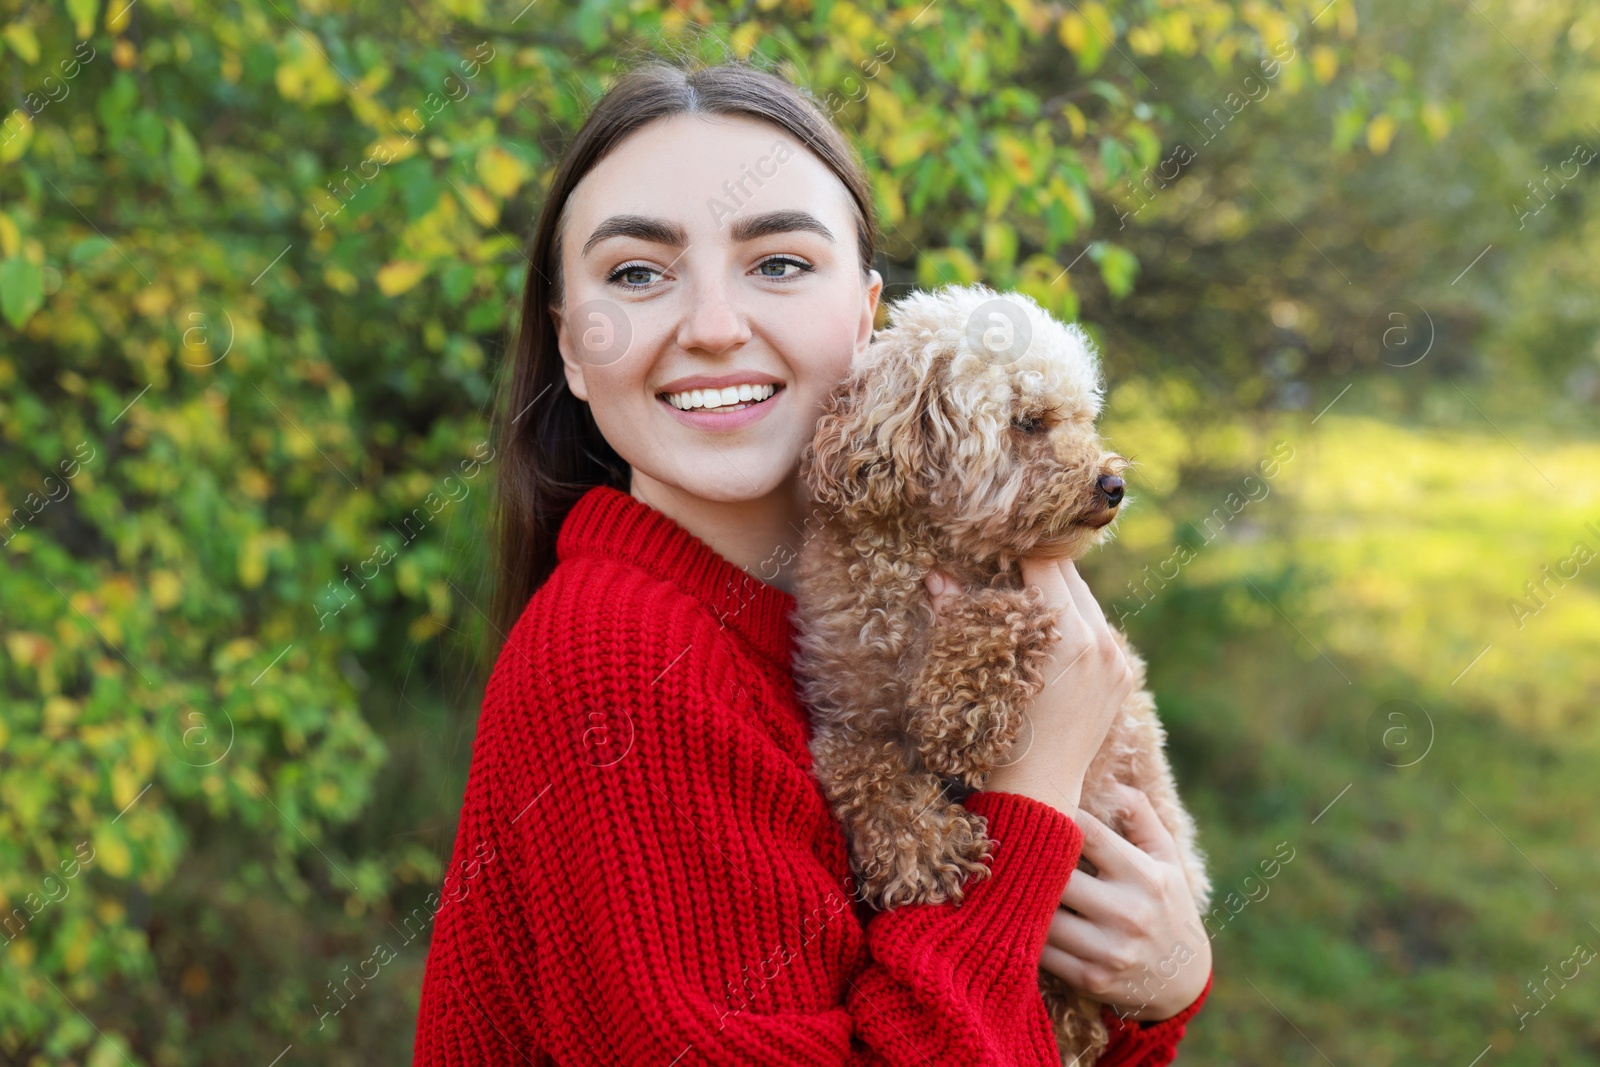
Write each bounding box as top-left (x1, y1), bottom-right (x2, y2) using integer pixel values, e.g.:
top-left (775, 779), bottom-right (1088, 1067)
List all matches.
top-left (414, 59), bottom-right (1213, 1065)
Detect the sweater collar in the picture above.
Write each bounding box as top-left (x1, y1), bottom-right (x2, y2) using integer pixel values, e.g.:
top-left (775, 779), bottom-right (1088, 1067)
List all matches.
top-left (556, 484), bottom-right (798, 673)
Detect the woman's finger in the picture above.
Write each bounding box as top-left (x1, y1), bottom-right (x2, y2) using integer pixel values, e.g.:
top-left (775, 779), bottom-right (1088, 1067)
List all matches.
top-left (1046, 906), bottom-right (1110, 960)
top-left (1038, 942), bottom-right (1096, 990)
top-left (1056, 559), bottom-right (1112, 633)
top-left (1020, 557), bottom-right (1073, 612)
top-left (1113, 783), bottom-right (1182, 866)
top-left (1021, 556), bottom-right (1091, 646)
top-left (1073, 805), bottom-right (1160, 889)
top-left (1058, 861), bottom-right (1122, 921)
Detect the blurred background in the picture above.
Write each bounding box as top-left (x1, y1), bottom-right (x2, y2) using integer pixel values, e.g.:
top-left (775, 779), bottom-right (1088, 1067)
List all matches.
top-left (2, 0), bottom-right (1597, 1063)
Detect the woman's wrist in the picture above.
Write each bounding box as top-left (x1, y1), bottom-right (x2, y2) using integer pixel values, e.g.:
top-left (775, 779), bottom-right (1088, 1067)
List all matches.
top-left (985, 764), bottom-right (1086, 820)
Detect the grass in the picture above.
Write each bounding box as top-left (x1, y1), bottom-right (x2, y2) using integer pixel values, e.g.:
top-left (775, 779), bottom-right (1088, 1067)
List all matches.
top-left (1089, 399), bottom-right (1600, 1064)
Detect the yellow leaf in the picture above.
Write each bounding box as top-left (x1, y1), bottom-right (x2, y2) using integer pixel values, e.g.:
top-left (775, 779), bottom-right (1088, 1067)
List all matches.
top-left (238, 531), bottom-right (269, 588)
top-left (68, 0), bottom-right (97, 40)
top-left (273, 38), bottom-right (339, 104)
top-left (1128, 25), bottom-right (1163, 56)
top-left (105, 0), bottom-right (132, 33)
top-left (112, 765), bottom-right (141, 810)
top-left (238, 468), bottom-right (272, 499)
top-left (1338, 3), bottom-right (1358, 39)
top-left (150, 569), bottom-right (181, 608)
top-left (376, 260), bottom-right (428, 296)
top-left (1162, 12), bottom-right (1196, 55)
top-left (396, 555), bottom-right (422, 596)
top-left (7, 938), bottom-right (34, 968)
top-left (408, 613), bottom-right (445, 643)
top-left (324, 266), bottom-right (358, 295)
top-left (476, 145), bottom-right (527, 198)
top-left (1366, 113), bottom-right (1397, 155)
top-left (44, 696), bottom-right (78, 731)
top-left (0, 214), bottom-right (17, 257)
top-left (1080, 2), bottom-right (1113, 42)
top-left (368, 134), bottom-right (418, 164)
top-left (132, 284), bottom-right (173, 318)
top-left (1421, 101), bottom-right (1450, 141)
top-left (1058, 12), bottom-right (1086, 54)
top-left (455, 183), bottom-right (499, 227)
top-left (131, 733), bottom-right (158, 777)
top-left (1311, 45), bottom-right (1338, 84)
top-left (1062, 103), bottom-right (1087, 142)
top-left (2, 24), bottom-right (41, 65)
top-left (997, 135), bottom-right (1035, 184)
top-left (63, 927), bottom-right (90, 973)
top-left (873, 170), bottom-right (905, 226)
top-left (0, 111), bottom-right (32, 164)
top-left (93, 827), bottom-right (132, 878)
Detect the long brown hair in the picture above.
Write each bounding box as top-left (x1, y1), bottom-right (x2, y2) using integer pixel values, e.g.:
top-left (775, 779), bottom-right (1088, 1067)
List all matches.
top-left (487, 58), bottom-right (881, 644)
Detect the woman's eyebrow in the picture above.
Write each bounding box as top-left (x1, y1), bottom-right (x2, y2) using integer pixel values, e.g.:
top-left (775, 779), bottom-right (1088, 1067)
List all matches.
top-left (729, 209), bottom-right (836, 245)
top-left (582, 210), bottom-right (835, 256)
top-left (583, 215), bottom-right (685, 255)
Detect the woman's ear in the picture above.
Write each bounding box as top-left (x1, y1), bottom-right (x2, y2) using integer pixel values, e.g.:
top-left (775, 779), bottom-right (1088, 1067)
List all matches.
top-left (550, 302), bottom-right (589, 401)
top-left (853, 269), bottom-right (884, 365)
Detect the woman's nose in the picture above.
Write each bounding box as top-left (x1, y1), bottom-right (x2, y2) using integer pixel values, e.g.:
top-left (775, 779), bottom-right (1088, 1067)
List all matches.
top-left (677, 277), bottom-right (752, 354)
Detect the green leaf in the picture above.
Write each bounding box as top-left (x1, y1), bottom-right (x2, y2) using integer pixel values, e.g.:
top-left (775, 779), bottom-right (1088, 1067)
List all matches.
top-left (133, 109), bottom-right (167, 159)
top-left (69, 236), bottom-right (114, 265)
top-left (95, 74), bottom-right (138, 139)
top-left (0, 257), bottom-right (44, 329)
top-left (1089, 241), bottom-right (1140, 298)
top-left (66, 0), bottom-right (99, 39)
top-left (168, 118), bottom-right (203, 188)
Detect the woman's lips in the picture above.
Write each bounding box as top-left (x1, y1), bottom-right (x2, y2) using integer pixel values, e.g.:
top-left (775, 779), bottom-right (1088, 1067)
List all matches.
top-left (657, 385), bottom-right (785, 432)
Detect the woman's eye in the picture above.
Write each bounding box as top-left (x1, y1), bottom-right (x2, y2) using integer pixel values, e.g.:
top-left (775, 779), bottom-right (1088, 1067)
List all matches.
top-left (607, 263), bottom-right (661, 288)
top-left (755, 256), bottom-right (814, 280)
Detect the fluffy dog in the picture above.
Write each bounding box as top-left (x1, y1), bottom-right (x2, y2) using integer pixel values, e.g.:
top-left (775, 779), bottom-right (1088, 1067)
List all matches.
top-left (792, 284), bottom-right (1212, 1064)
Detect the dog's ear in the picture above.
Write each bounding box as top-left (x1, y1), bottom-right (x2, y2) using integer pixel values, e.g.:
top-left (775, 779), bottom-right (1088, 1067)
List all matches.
top-left (801, 381), bottom-right (878, 518)
top-left (802, 352), bottom-right (952, 524)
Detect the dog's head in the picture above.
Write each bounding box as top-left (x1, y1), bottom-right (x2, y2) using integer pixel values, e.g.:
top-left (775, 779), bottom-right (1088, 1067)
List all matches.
top-left (802, 284), bottom-right (1129, 563)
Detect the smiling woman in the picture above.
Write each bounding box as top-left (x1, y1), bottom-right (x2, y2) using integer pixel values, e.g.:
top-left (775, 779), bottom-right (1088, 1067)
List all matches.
top-left (531, 105), bottom-right (882, 604)
top-left (413, 58), bottom-right (1209, 1066)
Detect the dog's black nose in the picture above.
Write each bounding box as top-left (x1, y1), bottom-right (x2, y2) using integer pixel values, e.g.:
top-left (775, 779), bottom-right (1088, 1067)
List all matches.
top-left (1098, 474), bottom-right (1125, 507)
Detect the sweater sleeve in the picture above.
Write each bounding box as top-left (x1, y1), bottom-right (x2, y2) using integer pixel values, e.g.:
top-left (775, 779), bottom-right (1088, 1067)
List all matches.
top-left (1093, 968), bottom-right (1212, 1066)
top-left (413, 616), bottom-right (1089, 1066)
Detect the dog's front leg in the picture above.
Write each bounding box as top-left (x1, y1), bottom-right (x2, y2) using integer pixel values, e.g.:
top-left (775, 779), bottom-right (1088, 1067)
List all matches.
top-left (812, 727), bottom-right (998, 907)
top-left (906, 584), bottom-right (1061, 788)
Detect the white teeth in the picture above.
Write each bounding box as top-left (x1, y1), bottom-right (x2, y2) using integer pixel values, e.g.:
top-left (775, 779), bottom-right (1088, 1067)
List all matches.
top-left (662, 383), bottom-right (777, 410)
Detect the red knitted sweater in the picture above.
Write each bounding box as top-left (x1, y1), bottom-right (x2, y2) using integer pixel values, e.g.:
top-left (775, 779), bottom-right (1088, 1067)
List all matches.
top-left (413, 484), bottom-right (1211, 1065)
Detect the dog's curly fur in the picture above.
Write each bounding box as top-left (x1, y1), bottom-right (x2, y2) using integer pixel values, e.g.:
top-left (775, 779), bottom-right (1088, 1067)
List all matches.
top-left (792, 284), bottom-right (1212, 1065)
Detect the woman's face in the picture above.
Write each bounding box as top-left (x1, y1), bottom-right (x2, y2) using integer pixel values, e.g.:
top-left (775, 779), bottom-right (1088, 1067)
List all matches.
top-left (552, 113), bottom-right (882, 506)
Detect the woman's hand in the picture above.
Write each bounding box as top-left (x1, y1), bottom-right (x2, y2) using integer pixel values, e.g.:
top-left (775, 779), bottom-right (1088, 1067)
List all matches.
top-left (927, 557), bottom-right (1136, 820)
top-left (1040, 782), bottom-right (1213, 1022)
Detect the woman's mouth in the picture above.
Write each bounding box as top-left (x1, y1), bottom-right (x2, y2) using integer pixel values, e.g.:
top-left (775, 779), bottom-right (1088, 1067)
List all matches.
top-left (656, 382), bottom-right (786, 430)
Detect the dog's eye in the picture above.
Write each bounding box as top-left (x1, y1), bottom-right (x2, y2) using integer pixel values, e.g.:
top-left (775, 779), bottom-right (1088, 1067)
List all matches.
top-left (1012, 413), bottom-right (1045, 434)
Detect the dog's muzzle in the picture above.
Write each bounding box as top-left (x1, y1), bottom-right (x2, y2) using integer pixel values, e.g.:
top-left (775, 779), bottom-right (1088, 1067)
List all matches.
top-left (1082, 473), bottom-right (1124, 528)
